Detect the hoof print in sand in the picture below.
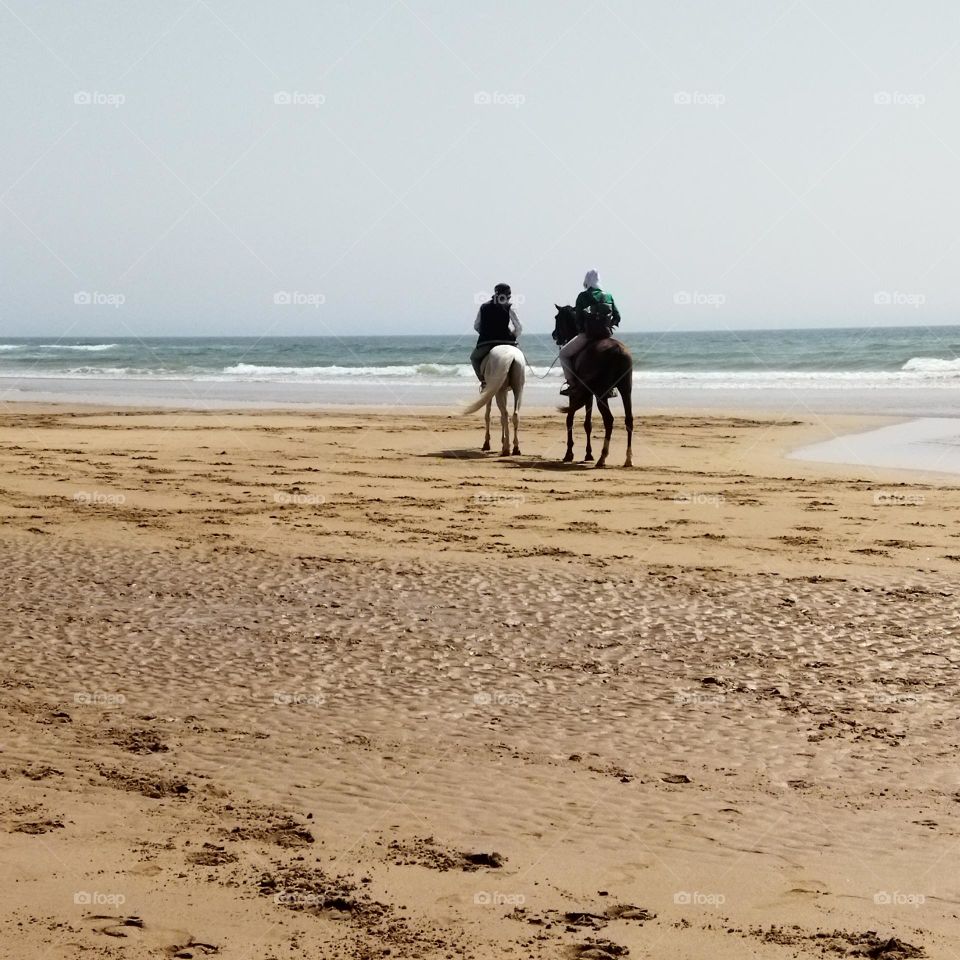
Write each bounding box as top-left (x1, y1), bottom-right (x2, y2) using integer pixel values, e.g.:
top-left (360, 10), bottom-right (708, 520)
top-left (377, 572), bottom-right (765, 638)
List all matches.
top-left (12, 818), bottom-right (64, 834)
top-left (513, 904), bottom-right (653, 932)
top-left (225, 817), bottom-right (314, 848)
top-left (186, 843), bottom-right (238, 866)
top-left (568, 939), bottom-right (629, 959)
top-left (97, 766), bottom-right (189, 799)
top-left (387, 836), bottom-right (504, 871)
top-left (110, 727), bottom-right (170, 755)
top-left (89, 915), bottom-right (145, 938)
top-left (168, 939), bottom-right (220, 958)
top-left (754, 926), bottom-right (924, 959)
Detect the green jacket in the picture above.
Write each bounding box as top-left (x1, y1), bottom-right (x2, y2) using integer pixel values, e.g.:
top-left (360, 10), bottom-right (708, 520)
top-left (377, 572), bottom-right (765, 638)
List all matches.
top-left (575, 287), bottom-right (621, 338)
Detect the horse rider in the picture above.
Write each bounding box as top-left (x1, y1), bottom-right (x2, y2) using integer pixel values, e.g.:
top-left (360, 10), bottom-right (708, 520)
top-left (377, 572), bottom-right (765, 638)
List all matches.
top-left (559, 269), bottom-right (621, 395)
top-left (471, 283), bottom-right (522, 389)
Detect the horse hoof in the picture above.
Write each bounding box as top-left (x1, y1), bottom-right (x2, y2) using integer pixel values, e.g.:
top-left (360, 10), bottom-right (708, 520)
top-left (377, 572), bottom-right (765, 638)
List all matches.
top-left (512, 447), bottom-right (521, 456)
top-left (595, 459), bottom-right (607, 469)
top-left (623, 457), bottom-right (633, 468)
top-left (562, 453), bottom-right (574, 464)
top-left (583, 454), bottom-right (594, 462)
top-left (482, 443), bottom-right (490, 452)
top-left (500, 449), bottom-right (510, 458)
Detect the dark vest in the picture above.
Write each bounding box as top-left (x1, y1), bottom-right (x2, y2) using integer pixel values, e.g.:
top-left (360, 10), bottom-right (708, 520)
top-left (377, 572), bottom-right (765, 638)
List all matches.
top-left (477, 300), bottom-right (515, 343)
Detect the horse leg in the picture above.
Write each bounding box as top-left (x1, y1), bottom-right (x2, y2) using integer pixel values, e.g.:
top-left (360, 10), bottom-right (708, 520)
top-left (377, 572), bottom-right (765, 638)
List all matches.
top-left (482, 400), bottom-right (491, 451)
top-left (497, 391), bottom-right (510, 457)
top-left (563, 404), bottom-right (576, 462)
top-left (595, 397), bottom-right (614, 468)
top-left (620, 381), bottom-right (633, 468)
top-left (583, 395), bottom-right (594, 462)
top-left (511, 360), bottom-right (523, 455)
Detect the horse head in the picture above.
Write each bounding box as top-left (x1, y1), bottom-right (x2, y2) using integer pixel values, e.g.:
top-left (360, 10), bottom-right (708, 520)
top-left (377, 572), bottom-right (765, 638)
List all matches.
top-left (552, 304), bottom-right (577, 346)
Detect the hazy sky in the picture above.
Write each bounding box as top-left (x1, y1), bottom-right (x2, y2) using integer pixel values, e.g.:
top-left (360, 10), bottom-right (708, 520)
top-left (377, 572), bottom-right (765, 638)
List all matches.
top-left (2, 0), bottom-right (960, 336)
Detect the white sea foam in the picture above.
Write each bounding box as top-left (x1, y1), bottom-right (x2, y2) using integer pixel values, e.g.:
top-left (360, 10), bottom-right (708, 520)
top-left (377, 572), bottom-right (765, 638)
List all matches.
top-left (901, 356), bottom-right (960, 373)
top-left (37, 343), bottom-right (119, 351)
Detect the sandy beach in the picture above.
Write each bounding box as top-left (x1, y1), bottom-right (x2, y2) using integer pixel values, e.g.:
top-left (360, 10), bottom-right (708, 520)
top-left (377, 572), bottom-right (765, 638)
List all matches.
top-left (2, 405), bottom-right (959, 959)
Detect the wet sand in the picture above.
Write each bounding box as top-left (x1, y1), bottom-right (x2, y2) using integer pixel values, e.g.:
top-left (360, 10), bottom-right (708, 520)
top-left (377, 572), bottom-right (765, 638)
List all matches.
top-left (1, 406), bottom-right (958, 959)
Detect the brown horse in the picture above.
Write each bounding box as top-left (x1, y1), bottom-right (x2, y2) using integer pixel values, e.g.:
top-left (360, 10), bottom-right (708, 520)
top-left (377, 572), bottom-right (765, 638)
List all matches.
top-left (552, 305), bottom-right (634, 468)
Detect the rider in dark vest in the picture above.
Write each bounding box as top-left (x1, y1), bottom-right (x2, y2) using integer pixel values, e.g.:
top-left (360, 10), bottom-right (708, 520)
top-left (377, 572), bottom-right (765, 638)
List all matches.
top-left (470, 283), bottom-right (522, 387)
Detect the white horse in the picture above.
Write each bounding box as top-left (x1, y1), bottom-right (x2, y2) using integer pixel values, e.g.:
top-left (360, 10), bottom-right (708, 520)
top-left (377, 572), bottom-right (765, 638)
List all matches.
top-left (462, 344), bottom-right (525, 456)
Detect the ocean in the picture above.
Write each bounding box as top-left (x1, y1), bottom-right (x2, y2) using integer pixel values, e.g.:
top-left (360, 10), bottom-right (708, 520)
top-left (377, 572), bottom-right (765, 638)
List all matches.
top-left (1, 327), bottom-right (958, 414)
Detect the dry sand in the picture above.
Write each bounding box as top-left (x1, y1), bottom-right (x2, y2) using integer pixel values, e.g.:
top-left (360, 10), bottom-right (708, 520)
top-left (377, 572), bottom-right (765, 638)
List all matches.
top-left (1, 406), bottom-right (959, 959)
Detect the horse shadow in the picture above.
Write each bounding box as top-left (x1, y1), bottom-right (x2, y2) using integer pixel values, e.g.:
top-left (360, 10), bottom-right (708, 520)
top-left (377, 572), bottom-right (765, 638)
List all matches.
top-left (427, 449), bottom-right (495, 460)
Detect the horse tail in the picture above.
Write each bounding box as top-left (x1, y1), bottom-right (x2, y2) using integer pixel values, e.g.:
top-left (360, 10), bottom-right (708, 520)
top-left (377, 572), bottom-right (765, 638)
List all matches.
top-left (462, 357), bottom-right (509, 415)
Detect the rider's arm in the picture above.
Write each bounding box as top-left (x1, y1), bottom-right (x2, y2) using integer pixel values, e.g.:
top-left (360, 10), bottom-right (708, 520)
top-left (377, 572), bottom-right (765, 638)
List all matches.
top-left (473, 309), bottom-right (482, 333)
top-left (611, 298), bottom-right (621, 326)
top-left (509, 308), bottom-right (522, 337)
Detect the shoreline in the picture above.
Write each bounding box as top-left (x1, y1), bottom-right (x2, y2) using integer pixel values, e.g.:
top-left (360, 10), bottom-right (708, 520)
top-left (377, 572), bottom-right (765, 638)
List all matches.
top-left (2, 373), bottom-right (960, 419)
